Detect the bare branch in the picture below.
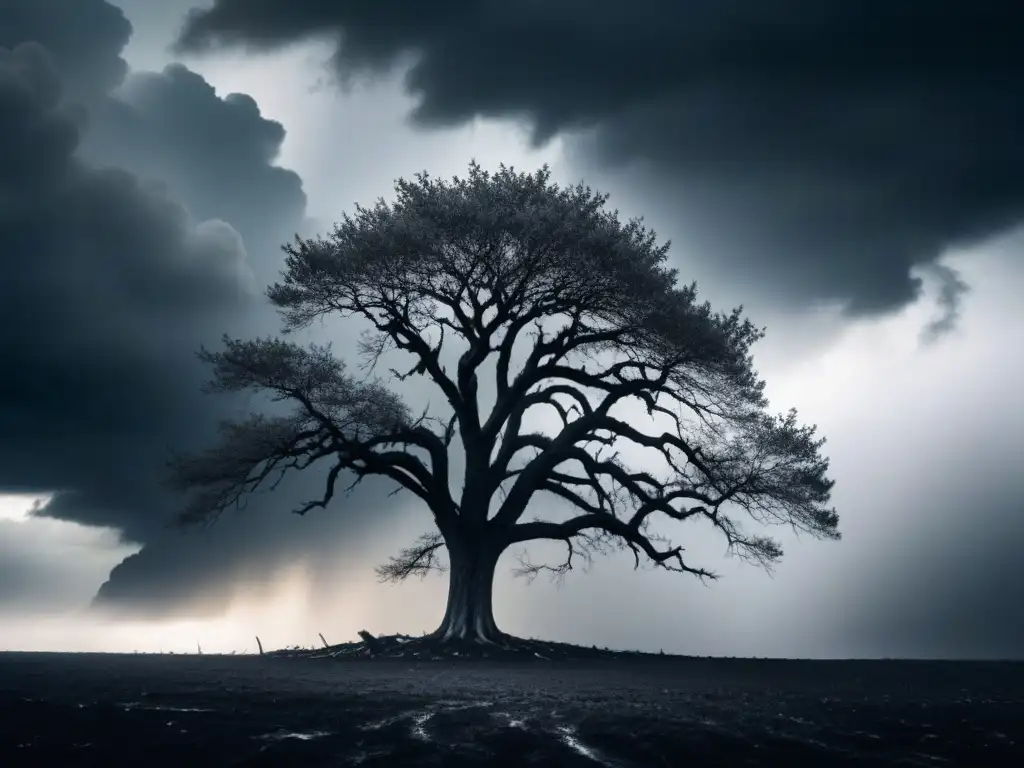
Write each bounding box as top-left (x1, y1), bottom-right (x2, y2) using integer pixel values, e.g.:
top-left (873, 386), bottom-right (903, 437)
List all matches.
top-left (375, 532), bottom-right (448, 583)
top-left (512, 536), bottom-right (590, 586)
top-left (166, 413), bottom-right (334, 527)
top-left (499, 402), bottom-right (836, 580)
top-left (174, 161), bottom-right (838, 597)
top-left (509, 513), bottom-right (719, 582)
top-left (168, 336), bottom-right (458, 527)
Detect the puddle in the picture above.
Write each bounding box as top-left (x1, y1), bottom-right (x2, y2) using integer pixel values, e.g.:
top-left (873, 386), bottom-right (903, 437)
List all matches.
top-left (556, 725), bottom-right (617, 766)
top-left (492, 711), bottom-right (528, 729)
top-left (118, 702), bottom-right (213, 713)
top-left (148, 705), bottom-right (213, 713)
top-left (359, 711), bottom-right (416, 731)
top-left (411, 712), bottom-right (433, 740)
top-left (435, 699), bottom-right (493, 710)
top-left (255, 729), bottom-right (331, 742)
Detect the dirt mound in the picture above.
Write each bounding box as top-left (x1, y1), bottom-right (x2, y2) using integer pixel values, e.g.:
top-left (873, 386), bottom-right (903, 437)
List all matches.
top-left (266, 632), bottom-right (670, 662)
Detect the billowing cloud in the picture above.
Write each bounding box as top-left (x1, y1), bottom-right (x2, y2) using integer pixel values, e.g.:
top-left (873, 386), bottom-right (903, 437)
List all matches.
top-left (81, 63), bottom-right (308, 276)
top-left (0, 42), bottom-right (254, 536)
top-left (0, 0), bottom-right (132, 99)
top-left (0, 1), bottom-right (449, 621)
top-left (177, 0), bottom-right (1024, 326)
top-left (0, 0), bottom-right (309, 278)
top-left (0, 2), bottom-right (342, 617)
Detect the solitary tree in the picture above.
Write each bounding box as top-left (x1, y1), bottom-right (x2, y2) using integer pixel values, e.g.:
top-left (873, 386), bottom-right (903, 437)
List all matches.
top-left (169, 162), bottom-right (839, 645)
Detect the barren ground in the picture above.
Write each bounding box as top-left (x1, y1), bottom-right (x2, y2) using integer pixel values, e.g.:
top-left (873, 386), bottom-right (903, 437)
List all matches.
top-left (2, 642), bottom-right (1022, 766)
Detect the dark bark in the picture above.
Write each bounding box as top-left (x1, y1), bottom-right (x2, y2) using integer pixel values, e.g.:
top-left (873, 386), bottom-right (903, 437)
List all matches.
top-left (174, 165), bottom-right (839, 641)
top-left (432, 532), bottom-right (506, 643)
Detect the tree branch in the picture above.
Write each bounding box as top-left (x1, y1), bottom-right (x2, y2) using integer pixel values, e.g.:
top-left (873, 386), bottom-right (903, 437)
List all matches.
top-left (169, 336), bottom-right (459, 527)
top-left (375, 531), bottom-right (448, 583)
top-left (509, 513), bottom-right (718, 582)
top-left (180, 161), bottom-right (838, 593)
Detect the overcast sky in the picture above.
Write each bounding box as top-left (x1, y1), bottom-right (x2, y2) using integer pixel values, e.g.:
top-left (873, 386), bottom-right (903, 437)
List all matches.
top-left (1, 0), bottom-right (1021, 659)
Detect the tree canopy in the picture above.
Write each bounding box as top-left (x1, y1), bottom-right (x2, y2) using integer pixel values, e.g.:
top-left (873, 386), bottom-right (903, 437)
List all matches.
top-left (168, 161), bottom-right (839, 642)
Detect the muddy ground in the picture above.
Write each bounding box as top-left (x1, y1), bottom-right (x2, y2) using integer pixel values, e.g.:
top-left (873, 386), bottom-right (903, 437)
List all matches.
top-left (2, 651), bottom-right (1022, 766)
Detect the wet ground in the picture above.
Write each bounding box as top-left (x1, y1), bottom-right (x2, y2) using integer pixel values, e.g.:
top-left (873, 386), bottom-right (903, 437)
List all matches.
top-left (2, 652), bottom-right (1022, 766)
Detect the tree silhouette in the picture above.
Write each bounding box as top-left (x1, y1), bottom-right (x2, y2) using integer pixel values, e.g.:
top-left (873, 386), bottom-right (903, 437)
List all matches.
top-left (168, 162), bottom-right (839, 644)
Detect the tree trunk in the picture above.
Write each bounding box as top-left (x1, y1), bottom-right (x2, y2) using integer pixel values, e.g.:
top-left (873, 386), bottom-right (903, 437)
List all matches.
top-left (432, 533), bottom-right (505, 644)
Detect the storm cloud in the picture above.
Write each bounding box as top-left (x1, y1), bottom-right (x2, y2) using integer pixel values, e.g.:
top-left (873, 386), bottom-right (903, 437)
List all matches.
top-left (0, 2), bottom-right (368, 617)
top-left (0, 0), bottom-right (309, 271)
top-left (80, 64), bottom-right (309, 275)
top-left (0, 0), bottom-right (132, 99)
top-left (177, 0), bottom-right (1024, 326)
top-left (0, 41), bottom-right (254, 529)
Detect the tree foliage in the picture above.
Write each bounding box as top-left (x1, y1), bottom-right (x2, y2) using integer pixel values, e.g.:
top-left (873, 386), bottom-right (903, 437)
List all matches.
top-left (169, 161), bottom-right (838, 588)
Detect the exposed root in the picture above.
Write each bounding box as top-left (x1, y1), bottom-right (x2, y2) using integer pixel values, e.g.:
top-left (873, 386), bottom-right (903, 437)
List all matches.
top-left (429, 625), bottom-right (508, 646)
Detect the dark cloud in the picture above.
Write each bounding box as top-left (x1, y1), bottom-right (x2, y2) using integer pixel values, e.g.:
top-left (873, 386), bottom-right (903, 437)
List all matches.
top-left (0, 0), bottom-right (309, 276)
top-left (80, 63), bottom-right (308, 276)
top-left (0, 0), bottom-right (132, 98)
top-left (90, 467), bottom-right (419, 618)
top-left (0, 2), bottom-right (338, 618)
top-left (178, 0), bottom-right (1024, 320)
top-left (0, 40), bottom-right (254, 537)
